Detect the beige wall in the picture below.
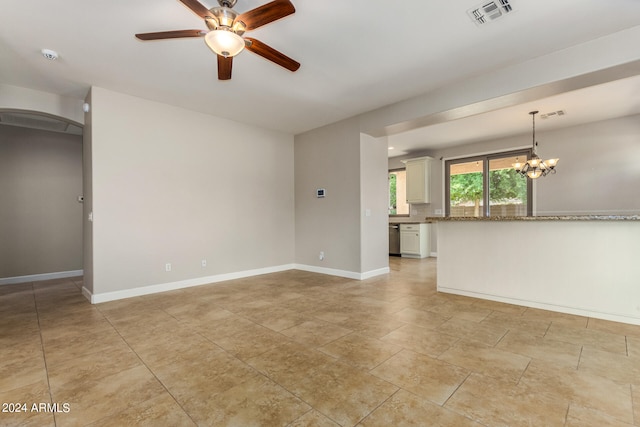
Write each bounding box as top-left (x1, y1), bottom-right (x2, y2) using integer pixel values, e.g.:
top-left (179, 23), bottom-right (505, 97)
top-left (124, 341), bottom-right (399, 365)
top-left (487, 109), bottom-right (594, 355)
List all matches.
top-left (89, 87), bottom-right (295, 296)
top-left (0, 125), bottom-right (83, 278)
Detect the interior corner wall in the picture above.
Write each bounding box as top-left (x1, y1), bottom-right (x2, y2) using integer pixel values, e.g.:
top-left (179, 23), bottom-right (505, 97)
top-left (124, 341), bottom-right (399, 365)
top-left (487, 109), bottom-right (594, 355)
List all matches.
top-left (294, 118), bottom-right (362, 274)
top-left (89, 87), bottom-right (294, 296)
top-left (82, 89), bottom-right (94, 294)
top-left (359, 133), bottom-right (389, 273)
top-left (0, 125), bottom-right (83, 278)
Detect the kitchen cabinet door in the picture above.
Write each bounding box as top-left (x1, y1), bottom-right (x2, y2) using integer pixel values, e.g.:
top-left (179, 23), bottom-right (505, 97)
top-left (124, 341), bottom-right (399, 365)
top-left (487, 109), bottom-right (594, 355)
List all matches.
top-left (400, 230), bottom-right (421, 254)
top-left (406, 157), bottom-right (432, 204)
top-left (400, 223), bottom-right (430, 258)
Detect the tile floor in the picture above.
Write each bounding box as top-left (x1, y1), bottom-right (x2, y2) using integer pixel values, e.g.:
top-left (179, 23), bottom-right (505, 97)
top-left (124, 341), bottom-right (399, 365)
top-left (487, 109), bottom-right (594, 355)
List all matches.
top-left (1, 257), bottom-right (639, 426)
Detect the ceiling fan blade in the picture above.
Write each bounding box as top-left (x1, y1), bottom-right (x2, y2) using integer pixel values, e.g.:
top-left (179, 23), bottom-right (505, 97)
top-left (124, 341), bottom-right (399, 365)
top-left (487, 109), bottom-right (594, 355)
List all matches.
top-left (237, 0), bottom-right (295, 30)
top-left (178, 0), bottom-right (213, 19)
top-left (218, 55), bottom-right (233, 80)
top-left (245, 37), bottom-right (300, 72)
top-left (135, 29), bottom-right (205, 40)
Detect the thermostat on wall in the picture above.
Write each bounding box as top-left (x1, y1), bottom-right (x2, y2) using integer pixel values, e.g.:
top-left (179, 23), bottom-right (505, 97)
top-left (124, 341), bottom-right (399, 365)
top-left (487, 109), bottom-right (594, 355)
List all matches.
top-left (316, 188), bottom-right (326, 198)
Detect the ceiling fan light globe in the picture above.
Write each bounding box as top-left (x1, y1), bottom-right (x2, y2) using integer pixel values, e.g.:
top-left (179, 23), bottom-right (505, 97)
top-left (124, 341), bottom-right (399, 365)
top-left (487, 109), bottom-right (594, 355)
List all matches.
top-left (205, 30), bottom-right (245, 57)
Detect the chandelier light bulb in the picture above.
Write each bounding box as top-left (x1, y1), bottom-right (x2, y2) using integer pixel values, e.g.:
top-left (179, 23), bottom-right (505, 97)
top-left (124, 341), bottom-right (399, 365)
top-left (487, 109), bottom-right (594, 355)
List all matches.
top-left (513, 111), bottom-right (559, 179)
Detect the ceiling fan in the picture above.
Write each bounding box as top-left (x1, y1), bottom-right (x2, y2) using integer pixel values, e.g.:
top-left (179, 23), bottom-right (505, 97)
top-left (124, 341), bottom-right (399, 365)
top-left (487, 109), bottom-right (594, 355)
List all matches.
top-left (135, 0), bottom-right (300, 80)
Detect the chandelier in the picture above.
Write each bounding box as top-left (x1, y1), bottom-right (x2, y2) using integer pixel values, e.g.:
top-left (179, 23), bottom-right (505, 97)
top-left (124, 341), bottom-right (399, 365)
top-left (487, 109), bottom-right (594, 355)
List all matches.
top-left (513, 111), bottom-right (559, 179)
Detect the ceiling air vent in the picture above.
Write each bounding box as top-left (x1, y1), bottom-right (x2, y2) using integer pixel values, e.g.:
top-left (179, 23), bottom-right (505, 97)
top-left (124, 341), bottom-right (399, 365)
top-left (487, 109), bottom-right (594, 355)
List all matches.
top-left (467, 0), bottom-right (515, 26)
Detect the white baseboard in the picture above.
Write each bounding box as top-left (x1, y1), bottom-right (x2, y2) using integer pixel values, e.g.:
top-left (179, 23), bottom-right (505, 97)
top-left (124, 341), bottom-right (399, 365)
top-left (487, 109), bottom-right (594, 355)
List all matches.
top-left (0, 270), bottom-right (83, 286)
top-left (81, 286), bottom-right (92, 302)
top-left (293, 264), bottom-right (389, 280)
top-left (85, 264), bottom-right (296, 304)
top-left (360, 267), bottom-right (391, 280)
top-left (438, 286), bottom-right (640, 326)
top-left (84, 263), bottom-right (391, 304)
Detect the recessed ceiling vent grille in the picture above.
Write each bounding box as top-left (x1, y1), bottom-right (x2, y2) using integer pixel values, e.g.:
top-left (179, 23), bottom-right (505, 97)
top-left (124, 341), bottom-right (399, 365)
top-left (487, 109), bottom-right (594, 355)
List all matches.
top-left (540, 110), bottom-right (566, 119)
top-left (468, 0), bottom-right (515, 26)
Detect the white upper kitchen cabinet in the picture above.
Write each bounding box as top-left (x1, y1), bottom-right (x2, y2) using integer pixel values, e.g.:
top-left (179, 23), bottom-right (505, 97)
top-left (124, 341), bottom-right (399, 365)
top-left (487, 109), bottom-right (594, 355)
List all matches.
top-left (405, 156), bottom-right (432, 204)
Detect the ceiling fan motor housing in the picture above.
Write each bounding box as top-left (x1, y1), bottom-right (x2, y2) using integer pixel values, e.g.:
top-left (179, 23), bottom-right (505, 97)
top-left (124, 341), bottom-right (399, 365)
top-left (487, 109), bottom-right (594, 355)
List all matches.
top-left (206, 6), bottom-right (246, 34)
top-left (218, 0), bottom-right (237, 7)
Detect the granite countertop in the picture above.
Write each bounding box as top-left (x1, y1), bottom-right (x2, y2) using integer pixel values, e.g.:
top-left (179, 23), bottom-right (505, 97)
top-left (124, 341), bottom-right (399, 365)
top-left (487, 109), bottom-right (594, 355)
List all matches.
top-left (423, 215), bottom-right (640, 221)
top-left (389, 218), bottom-right (433, 224)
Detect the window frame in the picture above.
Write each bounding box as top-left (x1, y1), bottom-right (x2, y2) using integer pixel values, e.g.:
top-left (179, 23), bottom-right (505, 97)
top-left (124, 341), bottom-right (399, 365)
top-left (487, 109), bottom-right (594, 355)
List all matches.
top-left (388, 167), bottom-right (409, 217)
top-left (445, 149), bottom-right (533, 217)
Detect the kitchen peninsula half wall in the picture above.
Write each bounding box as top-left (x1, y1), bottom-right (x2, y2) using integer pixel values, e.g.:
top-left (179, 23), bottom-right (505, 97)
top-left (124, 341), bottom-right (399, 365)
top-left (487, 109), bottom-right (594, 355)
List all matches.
top-left (432, 216), bottom-right (640, 325)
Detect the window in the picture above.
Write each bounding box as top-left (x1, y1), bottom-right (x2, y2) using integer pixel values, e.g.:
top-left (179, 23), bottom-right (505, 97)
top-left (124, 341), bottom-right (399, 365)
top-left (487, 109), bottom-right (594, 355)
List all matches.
top-left (389, 169), bottom-right (409, 215)
top-left (445, 150), bottom-right (532, 217)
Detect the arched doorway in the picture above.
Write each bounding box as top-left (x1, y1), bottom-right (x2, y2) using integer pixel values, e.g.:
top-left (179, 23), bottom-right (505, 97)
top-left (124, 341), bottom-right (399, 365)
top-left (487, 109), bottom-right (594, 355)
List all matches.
top-left (0, 109), bottom-right (84, 284)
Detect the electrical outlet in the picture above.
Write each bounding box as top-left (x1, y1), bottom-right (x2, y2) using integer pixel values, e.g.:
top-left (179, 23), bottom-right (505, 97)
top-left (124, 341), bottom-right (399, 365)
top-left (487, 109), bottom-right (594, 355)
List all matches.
top-left (319, 251), bottom-right (325, 260)
top-left (165, 263), bottom-right (171, 272)
top-left (201, 259), bottom-right (207, 268)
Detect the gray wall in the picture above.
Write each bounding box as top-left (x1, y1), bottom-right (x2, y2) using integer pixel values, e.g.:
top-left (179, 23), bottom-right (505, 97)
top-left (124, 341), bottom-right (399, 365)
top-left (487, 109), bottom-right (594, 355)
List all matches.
top-left (294, 121), bottom-right (390, 276)
top-left (295, 118), bottom-right (362, 272)
top-left (535, 114), bottom-right (640, 215)
top-left (0, 125), bottom-right (83, 278)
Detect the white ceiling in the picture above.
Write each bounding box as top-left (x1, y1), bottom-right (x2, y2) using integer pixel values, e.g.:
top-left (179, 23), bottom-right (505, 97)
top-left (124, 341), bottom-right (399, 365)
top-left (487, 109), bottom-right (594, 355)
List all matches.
top-left (1, 0), bottom-right (639, 152)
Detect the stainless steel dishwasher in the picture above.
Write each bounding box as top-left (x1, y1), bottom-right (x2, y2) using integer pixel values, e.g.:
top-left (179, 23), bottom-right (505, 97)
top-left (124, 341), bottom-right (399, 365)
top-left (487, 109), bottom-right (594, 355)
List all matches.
top-left (389, 224), bottom-right (401, 256)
